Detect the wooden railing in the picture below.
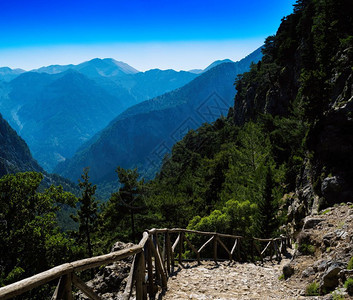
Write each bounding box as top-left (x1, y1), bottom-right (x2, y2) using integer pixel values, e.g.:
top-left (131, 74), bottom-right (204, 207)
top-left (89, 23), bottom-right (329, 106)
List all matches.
top-left (0, 229), bottom-right (290, 300)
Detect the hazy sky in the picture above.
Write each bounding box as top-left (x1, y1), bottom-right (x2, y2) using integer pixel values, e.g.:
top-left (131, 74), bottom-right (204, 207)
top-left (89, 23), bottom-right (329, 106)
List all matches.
top-left (0, 0), bottom-right (296, 71)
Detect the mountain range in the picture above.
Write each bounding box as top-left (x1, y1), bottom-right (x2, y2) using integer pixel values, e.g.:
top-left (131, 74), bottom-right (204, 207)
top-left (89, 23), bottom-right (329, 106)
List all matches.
top-left (0, 59), bottom-right (200, 171)
top-left (55, 47), bottom-right (263, 185)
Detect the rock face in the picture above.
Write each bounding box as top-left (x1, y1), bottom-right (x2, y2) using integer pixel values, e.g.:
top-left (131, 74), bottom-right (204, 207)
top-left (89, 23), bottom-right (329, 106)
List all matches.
top-left (320, 263), bottom-right (343, 292)
top-left (283, 204), bottom-right (353, 297)
top-left (303, 217), bottom-right (324, 230)
top-left (77, 241), bottom-right (135, 300)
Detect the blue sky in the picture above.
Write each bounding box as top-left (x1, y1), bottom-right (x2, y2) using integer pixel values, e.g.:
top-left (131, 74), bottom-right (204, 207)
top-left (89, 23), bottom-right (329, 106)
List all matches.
top-left (0, 0), bottom-right (296, 71)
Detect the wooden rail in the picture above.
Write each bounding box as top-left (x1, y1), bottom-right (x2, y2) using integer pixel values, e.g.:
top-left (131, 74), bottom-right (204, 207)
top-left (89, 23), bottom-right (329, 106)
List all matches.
top-left (0, 229), bottom-right (290, 300)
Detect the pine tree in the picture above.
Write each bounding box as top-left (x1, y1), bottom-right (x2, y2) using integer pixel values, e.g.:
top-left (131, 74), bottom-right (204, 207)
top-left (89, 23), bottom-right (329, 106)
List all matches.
top-left (72, 168), bottom-right (99, 257)
top-left (109, 167), bottom-right (146, 243)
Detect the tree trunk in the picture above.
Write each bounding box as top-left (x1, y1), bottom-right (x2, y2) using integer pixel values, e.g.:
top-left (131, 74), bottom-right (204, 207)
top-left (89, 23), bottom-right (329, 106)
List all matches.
top-left (131, 210), bottom-right (135, 243)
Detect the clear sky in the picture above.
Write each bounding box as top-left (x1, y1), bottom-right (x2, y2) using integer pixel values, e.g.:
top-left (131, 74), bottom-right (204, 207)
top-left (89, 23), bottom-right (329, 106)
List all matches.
top-left (0, 0), bottom-right (296, 71)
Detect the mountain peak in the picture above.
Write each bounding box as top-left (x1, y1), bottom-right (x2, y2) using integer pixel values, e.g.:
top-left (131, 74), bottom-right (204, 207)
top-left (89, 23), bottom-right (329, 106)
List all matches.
top-left (204, 59), bottom-right (234, 72)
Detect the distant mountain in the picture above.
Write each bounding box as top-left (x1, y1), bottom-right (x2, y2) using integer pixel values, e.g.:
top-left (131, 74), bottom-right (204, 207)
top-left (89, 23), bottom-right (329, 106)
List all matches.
top-left (34, 58), bottom-right (139, 77)
top-left (187, 56), bottom-right (263, 75)
top-left (203, 59), bottom-right (234, 72)
top-left (34, 58), bottom-right (199, 105)
top-left (0, 59), bottom-right (201, 172)
top-left (0, 70), bottom-right (133, 171)
top-left (188, 69), bottom-right (204, 74)
top-left (55, 47), bottom-right (263, 184)
top-left (0, 67), bottom-right (25, 82)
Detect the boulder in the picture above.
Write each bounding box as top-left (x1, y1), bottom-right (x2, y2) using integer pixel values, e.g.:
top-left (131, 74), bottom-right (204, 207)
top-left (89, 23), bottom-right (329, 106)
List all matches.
top-left (321, 176), bottom-right (345, 207)
top-left (320, 263), bottom-right (344, 292)
top-left (111, 241), bottom-right (135, 252)
top-left (323, 233), bottom-right (335, 247)
top-left (302, 267), bottom-right (315, 278)
top-left (283, 264), bottom-right (295, 279)
top-left (303, 217), bottom-right (324, 229)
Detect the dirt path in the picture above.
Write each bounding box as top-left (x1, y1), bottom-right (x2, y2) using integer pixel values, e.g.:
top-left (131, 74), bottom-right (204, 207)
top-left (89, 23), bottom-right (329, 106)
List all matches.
top-left (161, 259), bottom-right (312, 300)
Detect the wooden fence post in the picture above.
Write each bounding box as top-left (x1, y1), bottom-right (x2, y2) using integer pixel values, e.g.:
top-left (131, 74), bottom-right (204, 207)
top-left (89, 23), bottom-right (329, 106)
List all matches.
top-left (165, 231), bottom-right (171, 274)
top-left (53, 273), bottom-right (73, 300)
top-left (237, 238), bottom-right (241, 262)
top-left (213, 234), bottom-right (218, 263)
top-left (178, 232), bottom-right (184, 265)
top-left (135, 252), bottom-right (147, 300)
top-left (146, 238), bottom-right (155, 299)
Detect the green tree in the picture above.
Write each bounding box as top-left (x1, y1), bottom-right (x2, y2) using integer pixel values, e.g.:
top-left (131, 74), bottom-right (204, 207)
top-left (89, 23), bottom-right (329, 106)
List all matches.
top-left (258, 166), bottom-right (278, 238)
top-left (0, 172), bottom-right (78, 290)
top-left (72, 168), bottom-right (99, 257)
top-left (107, 167), bottom-right (146, 243)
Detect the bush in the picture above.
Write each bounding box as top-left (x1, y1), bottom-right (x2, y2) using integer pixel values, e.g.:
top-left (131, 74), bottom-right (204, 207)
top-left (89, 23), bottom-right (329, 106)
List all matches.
top-left (347, 257), bottom-right (353, 270)
top-left (305, 282), bottom-right (319, 296)
top-left (344, 278), bottom-right (353, 295)
top-left (299, 243), bottom-right (316, 255)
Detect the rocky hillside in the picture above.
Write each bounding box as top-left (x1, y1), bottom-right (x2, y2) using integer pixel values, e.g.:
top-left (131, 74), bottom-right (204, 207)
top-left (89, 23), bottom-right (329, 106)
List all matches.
top-left (282, 203), bottom-right (353, 298)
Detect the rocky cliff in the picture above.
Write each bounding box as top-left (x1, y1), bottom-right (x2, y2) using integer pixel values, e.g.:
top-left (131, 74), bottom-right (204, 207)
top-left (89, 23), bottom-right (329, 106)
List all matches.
top-left (229, 0), bottom-right (353, 232)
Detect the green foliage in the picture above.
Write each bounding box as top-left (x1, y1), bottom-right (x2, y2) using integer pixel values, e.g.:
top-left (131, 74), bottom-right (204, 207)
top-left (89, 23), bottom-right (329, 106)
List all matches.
top-left (347, 257), bottom-right (353, 270)
top-left (344, 278), bottom-right (353, 295)
top-left (320, 209), bottom-right (331, 215)
top-left (305, 282), bottom-right (319, 296)
top-left (188, 199), bottom-right (257, 237)
top-left (0, 172), bottom-right (80, 290)
top-left (332, 291), bottom-right (344, 300)
top-left (101, 167), bottom-right (147, 246)
top-left (299, 243), bottom-right (316, 255)
top-left (71, 168), bottom-right (99, 257)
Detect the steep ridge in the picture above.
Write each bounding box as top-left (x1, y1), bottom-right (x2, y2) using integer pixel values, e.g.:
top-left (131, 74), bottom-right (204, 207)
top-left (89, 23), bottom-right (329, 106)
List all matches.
top-left (0, 112), bottom-right (76, 191)
top-left (55, 47), bottom-right (263, 184)
top-left (229, 0), bottom-right (353, 225)
top-left (0, 113), bottom-right (43, 177)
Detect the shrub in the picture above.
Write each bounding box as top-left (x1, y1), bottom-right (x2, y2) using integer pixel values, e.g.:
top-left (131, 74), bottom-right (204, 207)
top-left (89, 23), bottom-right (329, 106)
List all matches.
top-left (347, 257), bottom-right (353, 270)
top-left (344, 278), bottom-right (353, 295)
top-left (278, 274), bottom-right (285, 280)
top-left (305, 282), bottom-right (319, 296)
top-left (299, 243), bottom-right (316, 255)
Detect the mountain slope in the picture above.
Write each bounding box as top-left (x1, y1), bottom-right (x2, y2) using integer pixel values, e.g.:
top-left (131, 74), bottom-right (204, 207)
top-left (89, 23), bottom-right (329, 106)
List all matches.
top-left (0, 113), bottom-right (43, 177)
top-left (0, 70), bottom-right (133, 171)
top-left (55, 47), bottom-right (263, 184)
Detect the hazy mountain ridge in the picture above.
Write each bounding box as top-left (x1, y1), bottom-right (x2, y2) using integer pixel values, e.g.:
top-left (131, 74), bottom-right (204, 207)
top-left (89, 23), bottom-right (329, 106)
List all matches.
top-left (0, 70), bottom-right (130, 171)
top-left (0, 67), bottom-right (25, 82)
top-left (0, 60), bottom-right (200, 171)
top-left (55, 47), bottom-right (263, 185)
